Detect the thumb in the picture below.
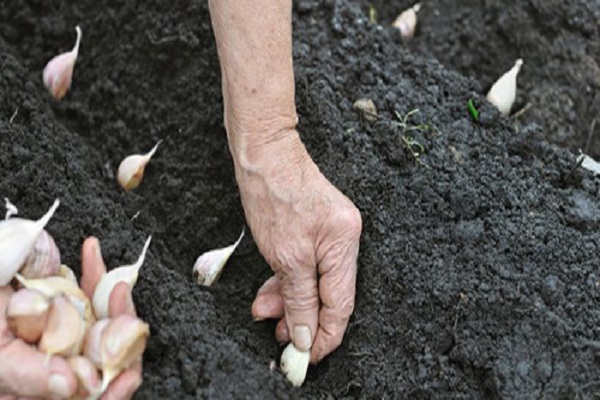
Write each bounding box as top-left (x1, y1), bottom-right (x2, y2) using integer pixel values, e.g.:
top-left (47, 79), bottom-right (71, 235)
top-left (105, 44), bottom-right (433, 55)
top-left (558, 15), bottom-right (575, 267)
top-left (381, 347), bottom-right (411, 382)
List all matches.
top-left (277, 263), bottom-right (319, 352)
top-left (0, 340), bottom-right (77, 398)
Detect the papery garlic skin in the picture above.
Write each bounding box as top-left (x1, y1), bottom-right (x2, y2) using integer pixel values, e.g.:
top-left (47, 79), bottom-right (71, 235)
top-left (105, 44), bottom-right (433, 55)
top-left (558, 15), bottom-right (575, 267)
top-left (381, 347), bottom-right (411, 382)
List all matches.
top-left (193, 228), bottom-right (245, 286)
top-left (19, 230), bottom-right (61, 280)
top-left (486, 59), bottom-right (524, 116)
top-left (69, 356), bottom-right (101, 398)
top-left (99, 315), bottom-right (150, 393)
top-left (92, 236), bottom-right (152, 319)
top-left (84, 319), bottom-right (110, 368)
top-left (280, 343), bottom-right (310, 387)
top-left (0, 199), bottom-right (60, 286)
top-left (15, 275), bottom-right (94, 324)
top-left (39, 296), bottom-right (86, 358)
top-left (6, 288), bottom-right (50, 343)
top-left (392, 3), bottom-right (421, 40)
top-left (117, 141), bottom-right (162, 190)
top-left (43, 26), bottom-right (82, 100)
top-left (58, 264), bottom-right (78, 285)
top-left (4, 198), bottom-right (18, 220)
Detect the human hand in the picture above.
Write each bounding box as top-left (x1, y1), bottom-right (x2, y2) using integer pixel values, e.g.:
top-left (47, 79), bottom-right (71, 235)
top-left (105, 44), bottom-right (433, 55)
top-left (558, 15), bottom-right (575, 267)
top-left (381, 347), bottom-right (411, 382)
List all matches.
top-left (0, 237), bottom-right (142, 400)
top-left (80, 237), bottom-right (142, 400)
top-left (238, 131), bottom-right (362, 363)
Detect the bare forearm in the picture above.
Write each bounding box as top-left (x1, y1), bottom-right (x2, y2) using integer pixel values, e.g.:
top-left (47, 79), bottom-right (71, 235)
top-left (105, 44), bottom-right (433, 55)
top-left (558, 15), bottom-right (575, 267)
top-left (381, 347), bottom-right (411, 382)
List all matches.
top-left (208, 0), bottom-right (301, 168)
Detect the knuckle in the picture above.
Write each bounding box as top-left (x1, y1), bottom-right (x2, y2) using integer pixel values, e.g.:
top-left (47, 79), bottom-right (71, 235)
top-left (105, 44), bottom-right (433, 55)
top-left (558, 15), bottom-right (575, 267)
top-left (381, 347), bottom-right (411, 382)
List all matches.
top-left (337, 205), bottom-right (362, 239)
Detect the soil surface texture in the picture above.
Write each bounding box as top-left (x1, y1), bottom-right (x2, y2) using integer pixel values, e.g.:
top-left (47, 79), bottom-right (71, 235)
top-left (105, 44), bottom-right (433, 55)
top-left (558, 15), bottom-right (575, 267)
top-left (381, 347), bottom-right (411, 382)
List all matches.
top-left (0, 1), bottom-right (599, 399)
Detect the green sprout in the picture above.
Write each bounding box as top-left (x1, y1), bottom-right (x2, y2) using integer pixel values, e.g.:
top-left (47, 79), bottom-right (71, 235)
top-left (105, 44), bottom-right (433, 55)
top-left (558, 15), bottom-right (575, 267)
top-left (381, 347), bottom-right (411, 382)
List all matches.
top-left (368, 4), bottom-right (378, 24)
top-left (393, 109), bottom-right (431, 167)
top-left (468, 99), bottom-right (479, 121)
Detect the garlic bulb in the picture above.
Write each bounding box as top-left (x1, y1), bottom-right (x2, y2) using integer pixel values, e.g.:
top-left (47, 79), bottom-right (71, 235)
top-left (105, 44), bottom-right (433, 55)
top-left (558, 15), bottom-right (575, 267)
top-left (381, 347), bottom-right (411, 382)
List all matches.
top-left (0, 199), bottom-right (60, 286)
top-left (117, 141), bottom-right (162, 190)
top-left (280, 343), bottom-right (310, 387)
top-left (193, 228), bottom-right (245, 286)
top-left (6, 288), bottom-right (50, 343)
top-left (486, 59), bottom-right (524, 116)
top-left (92, 236), bottom-right (152, 319)
top-left (15, 275), bottom-right (94, 324)
top-left (4, 197), bottom-right (18, 220)
top-left (99, 315), bottom-right (150, 393)
top-left (39, 296), bottom-right (86, 358)
top-left (392, 3), bottom-right (421, 40)
top-left (43, 26), bottom-right (82, 100)
top-left (19, 229), bottom-right (61, 280)
top-left (84, 319), bottom-right (111, 368)
top-left (58, 264), bottom-right (78, 285)
top-left (69, 356), bottom-right (101, 398)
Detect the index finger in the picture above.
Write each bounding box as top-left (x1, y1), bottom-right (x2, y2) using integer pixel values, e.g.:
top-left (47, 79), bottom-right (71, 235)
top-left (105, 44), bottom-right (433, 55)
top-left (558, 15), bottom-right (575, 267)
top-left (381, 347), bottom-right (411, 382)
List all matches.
top-left (80, 237), bottom-right (107, 299)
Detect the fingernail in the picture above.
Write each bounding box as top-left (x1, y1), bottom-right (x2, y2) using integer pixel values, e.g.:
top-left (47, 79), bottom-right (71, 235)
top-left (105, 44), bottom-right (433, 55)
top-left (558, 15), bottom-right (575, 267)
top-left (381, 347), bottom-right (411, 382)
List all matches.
top-left (48, 374), bottom-right (71, 398)
top-left (93, 238), bottom-right (102, 260)
top-left (293, 325), bottom-right (312, 351)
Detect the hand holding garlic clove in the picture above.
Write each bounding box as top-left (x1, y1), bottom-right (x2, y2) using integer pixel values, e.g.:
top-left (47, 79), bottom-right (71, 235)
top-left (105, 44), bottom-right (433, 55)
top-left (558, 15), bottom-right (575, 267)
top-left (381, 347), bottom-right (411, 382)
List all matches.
top-left (0, 230), bottom-right (147, 399)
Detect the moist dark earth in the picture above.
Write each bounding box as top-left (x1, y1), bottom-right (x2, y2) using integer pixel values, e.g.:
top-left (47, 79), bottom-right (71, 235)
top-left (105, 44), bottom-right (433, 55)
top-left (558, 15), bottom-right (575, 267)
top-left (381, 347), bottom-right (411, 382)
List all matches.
top-left (0, 0), bottom-right (599, 399)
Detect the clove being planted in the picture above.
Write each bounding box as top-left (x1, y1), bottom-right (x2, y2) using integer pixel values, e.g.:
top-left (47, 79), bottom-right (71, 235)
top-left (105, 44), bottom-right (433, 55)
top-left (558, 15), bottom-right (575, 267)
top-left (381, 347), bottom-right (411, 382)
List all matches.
top-left (117, 141), bottom-right (162, 191)
top-left (392, 3), bottom-right (421, 40)
top-left (92, 236), bottom-right (152, 319)
top-left (193, 228), bottom-right (244, 286)
top-left (6, 288), bottom-right (50, 343)
top-left (486, 59), bottom-right (523, 116)
top-left (280, 342), bottom-right (310, 387)
top-left (0, 199), bottom-right (60, 286)
top-left (43, 26), bottom-right (82, 100)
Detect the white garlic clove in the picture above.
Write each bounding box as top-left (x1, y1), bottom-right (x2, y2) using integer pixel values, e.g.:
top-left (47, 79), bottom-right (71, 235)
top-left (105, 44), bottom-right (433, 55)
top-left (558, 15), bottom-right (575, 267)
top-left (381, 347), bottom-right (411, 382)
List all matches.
top-left (69, 356), bottom-right (101, 398)
top-left (15, 274), bottom-right (94, 325)
top-left (486, 59), bottom-right (524, 116)
top-left (280, 343), bottom-right (310, 387)
top-left (353, 98), bottom-right (378, 122)
top-left (84, 319), bottom-right (111, 369)
top-left (193, 228), bottom-right (245, 286)
top-left (0, 199), bottom-right (60, 286)
top-left (117, 140), bottom-right (162, 190)
top-left (6, 288), bottom-right (50, 343)
top-left (58, 264), bottom-right (78, 285)
top-left (19, 230), bottom-right (61, 280)
top-left (39, 296), bottom-right (87, 358)
top-left (578, 152), bottom-right (600, 175)
top-left (42, 26), bottom-right (82, 100)
top-left (92, 236), bottom-right (152, 319)
top-left (4, 197), bottom-right (18, 220)
top-left (392, 3), bottom-right (421, 40)
top-left (99, 315), bottom-right (150, 394)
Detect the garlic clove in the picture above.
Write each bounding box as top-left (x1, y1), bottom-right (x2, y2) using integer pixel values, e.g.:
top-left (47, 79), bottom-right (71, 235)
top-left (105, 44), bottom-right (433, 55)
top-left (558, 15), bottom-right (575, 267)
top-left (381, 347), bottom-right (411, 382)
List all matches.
top-left (353, 98), bottom-right (378, 122)
top-left (92, 236), bottom-right (152, 319)
top-left (39, 296), bottom-right (86, 358)
top-left (84, 319), bottom-right (111, 369)
top-left (0, 199), bottom-right (60, 286)
top-left (99, 315), bottom-right (150, 393)
top-left (392, 3), bottom-right (421, 40)
top-left (486, 59), bottom-right (524, 116)
top-left (6, 288), bottom-right (50, 343)
top-left (15, 275), bottom-right (94, 325)
top-left (280, 342), bottom-right (310, 387)
top-left (58, 264), bottom-right (78, 285)
top-left (4, 197), bottom-right (18, 220)
top-left (42, 26), bottom-right (82, 100)
top-left (117, 140), bottom-right (162, 190)
top-left (69, 356), bottom-right (101, 398)
top-left (19, 229), bottom-right (61, 280)
top-left (577, 152), bottom-right (600, 175)
top-left (193, 228), bottom-right (245, 286)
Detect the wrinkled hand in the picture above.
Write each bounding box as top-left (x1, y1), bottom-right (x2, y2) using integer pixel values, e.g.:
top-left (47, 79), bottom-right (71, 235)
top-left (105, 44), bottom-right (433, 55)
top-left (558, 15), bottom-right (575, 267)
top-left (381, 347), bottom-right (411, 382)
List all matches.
top-left (242, 131), bottom-right (362, 363)
top-left (0, 237), bottom-right (141, 399)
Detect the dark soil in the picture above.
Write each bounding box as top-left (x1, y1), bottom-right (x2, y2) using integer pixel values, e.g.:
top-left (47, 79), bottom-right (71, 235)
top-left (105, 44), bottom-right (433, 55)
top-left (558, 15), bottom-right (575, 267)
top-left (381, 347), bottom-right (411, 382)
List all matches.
top-left (0, 1), bottom-right (599, 399)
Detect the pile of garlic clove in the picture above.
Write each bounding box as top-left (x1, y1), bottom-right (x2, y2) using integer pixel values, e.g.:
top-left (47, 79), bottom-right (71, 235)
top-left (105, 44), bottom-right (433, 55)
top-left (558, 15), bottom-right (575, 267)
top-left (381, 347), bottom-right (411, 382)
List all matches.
top-left (1, 199), bottom-right (151, 399)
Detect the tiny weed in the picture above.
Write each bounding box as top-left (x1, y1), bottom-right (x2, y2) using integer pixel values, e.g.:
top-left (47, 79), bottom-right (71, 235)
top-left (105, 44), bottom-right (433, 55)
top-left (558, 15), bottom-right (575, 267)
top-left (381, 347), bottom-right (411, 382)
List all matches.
top-left (393, 109), bottom-right (431, 167)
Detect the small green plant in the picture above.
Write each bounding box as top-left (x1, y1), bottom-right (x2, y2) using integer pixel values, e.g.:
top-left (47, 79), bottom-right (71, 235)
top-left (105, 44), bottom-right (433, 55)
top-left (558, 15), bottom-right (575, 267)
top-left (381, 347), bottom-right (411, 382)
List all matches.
top-left (467, 98), bottom-right (479, 121)
top-left (393, 109), bottom-right (431, 167)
